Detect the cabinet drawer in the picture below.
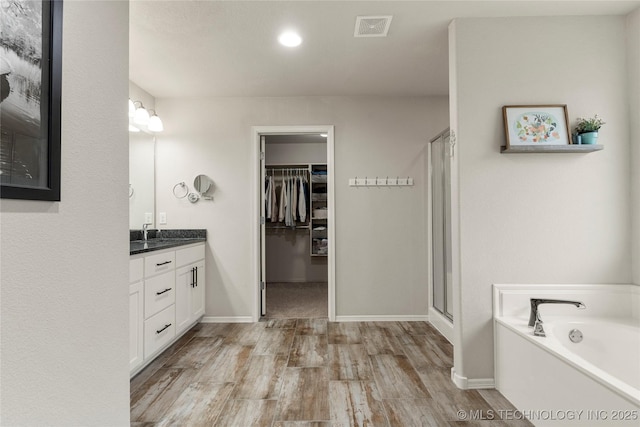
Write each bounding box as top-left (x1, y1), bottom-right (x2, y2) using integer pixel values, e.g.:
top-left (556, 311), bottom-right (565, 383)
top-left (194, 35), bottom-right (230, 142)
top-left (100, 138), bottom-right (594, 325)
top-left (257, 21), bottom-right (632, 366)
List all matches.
top-left (176, 244), bottom-right (205, 268)
top-left (144, 304), bottom-right (175, 359)
top-left (144, 271), bottom-right (175, 319)
top-left (130, 258), bottom-right (143, 283)
top-left (144, 250), bottom-right (176, 278)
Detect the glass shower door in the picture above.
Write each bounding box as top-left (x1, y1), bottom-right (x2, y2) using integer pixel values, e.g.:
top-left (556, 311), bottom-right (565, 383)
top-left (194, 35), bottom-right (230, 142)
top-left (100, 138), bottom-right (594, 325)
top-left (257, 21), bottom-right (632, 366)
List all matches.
top-left (431, 130), bottom-right (453, 320)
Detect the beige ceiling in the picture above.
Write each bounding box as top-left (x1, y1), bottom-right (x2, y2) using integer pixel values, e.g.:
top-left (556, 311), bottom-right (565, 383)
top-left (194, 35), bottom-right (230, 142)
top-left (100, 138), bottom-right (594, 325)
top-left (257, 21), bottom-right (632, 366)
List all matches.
top-left (130, 0), bottom-right (640, 98)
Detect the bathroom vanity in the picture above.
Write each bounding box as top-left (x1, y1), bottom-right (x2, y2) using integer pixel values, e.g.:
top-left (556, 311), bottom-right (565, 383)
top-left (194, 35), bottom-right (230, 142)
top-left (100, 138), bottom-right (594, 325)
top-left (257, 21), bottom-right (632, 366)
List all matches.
top-left (129, 230), bottom-right (206, 377)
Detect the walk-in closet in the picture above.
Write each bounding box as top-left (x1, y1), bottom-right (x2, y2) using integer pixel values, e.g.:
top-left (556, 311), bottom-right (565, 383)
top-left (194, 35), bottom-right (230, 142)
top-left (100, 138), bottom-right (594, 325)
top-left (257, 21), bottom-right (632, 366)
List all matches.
top-left (261, 134), bottom-right (328, 318)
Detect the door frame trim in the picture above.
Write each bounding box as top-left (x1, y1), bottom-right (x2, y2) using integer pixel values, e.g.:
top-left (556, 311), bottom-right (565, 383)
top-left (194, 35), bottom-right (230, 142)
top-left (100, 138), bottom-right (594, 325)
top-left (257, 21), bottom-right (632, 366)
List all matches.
top-left (251, 125), bottom-right (336, 322)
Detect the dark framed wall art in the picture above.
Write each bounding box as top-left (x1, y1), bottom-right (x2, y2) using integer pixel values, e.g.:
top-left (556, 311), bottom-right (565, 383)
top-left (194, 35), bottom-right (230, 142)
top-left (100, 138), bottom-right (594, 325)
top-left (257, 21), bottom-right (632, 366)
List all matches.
top-left (0, 0), bottom-right (62, 201)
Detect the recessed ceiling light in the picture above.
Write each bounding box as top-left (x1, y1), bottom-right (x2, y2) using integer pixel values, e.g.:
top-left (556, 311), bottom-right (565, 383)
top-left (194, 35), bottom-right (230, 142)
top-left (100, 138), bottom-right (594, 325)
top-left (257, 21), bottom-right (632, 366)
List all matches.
top-left (320, 133), bottom-right (328, 138)
top-left (278, 31), bottom-right (302, 47)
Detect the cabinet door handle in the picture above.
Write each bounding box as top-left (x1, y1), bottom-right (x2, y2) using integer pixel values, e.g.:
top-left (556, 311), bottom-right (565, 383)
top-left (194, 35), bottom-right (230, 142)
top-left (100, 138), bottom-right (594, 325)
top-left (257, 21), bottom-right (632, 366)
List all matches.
top-left (156, 260), bottom-right (172, 266)
top-left (156, 288), bottom-right (172, 295)
top-left (195, 266), bottom-right (198, 287)
top-left (156, 323), bottom-right (171, 334)
top-left (190, 267), bottom-right (194, 288)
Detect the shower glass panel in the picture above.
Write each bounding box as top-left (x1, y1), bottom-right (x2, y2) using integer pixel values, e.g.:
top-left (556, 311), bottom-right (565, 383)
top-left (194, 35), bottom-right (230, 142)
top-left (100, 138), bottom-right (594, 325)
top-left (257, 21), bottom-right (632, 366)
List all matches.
top-left (431, 130), bottom-right (453, 321)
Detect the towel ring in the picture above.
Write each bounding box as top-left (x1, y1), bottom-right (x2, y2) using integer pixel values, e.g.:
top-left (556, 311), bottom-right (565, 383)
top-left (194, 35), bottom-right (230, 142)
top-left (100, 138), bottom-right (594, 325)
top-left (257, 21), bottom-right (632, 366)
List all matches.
top-left (173, 182), bottom-right (189, 199)
top-left (129, 184), bottom-right (134, 198)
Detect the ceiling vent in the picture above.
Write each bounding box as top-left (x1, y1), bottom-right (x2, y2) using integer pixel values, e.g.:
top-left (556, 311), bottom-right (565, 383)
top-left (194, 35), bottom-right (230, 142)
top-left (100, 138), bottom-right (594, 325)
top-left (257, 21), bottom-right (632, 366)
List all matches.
top-left (354, 15), bottom-right (393, 38)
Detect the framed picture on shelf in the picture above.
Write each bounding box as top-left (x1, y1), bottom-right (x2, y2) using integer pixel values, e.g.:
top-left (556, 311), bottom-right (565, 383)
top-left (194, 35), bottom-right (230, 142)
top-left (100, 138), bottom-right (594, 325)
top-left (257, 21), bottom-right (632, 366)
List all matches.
top-left (0, 0), bottom-right (63, 201)
top-left (502, 105), bottom-right (570, 148)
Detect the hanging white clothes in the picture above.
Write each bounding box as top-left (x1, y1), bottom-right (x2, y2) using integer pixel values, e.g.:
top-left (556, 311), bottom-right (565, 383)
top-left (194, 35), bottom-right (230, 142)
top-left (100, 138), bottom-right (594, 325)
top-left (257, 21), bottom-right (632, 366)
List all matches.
top-left (271, 177), bottom-right (279, 222)
top-left (291, 176), bottom-right (298, 223)
top-left (265, 168), bottom-right (310, 226)
top-left (298, 176), bottom-right (307, 222)
top-left (285, 176), bottom-right (294, 227)
top-left (278, 175), bottom-right (287, 223)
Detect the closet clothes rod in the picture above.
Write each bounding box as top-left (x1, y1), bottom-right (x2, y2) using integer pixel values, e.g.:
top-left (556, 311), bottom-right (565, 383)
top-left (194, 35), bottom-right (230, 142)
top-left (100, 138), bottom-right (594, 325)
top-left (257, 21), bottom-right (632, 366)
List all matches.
top-left (266, 168), bottom-right (309, 173)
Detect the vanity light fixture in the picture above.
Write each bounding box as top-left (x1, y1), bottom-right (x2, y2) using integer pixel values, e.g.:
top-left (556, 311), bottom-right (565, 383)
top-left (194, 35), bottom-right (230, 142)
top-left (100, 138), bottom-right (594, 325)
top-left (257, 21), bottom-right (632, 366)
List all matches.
top-left (129, 100), bottom-right (164, 133)
top-left (278, 30), bottom-right (302, 47)
top-left (133, 101), bottom-right (150, 126)
top-left (147, 110), bottom-right (164, 132)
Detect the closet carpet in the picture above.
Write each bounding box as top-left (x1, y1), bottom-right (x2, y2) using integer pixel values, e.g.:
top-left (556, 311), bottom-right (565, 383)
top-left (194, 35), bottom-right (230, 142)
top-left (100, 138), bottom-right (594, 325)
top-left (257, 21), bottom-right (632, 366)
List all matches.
top-left (265, 282), bottom-right (328, 319)
top-left (130, 319), bottom-right (532, 426)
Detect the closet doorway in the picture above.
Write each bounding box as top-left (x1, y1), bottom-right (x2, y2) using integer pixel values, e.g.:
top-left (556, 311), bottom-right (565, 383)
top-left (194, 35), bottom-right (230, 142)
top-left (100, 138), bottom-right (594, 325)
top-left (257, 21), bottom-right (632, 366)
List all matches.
top-left (252, 126), bottom-right (335, 322)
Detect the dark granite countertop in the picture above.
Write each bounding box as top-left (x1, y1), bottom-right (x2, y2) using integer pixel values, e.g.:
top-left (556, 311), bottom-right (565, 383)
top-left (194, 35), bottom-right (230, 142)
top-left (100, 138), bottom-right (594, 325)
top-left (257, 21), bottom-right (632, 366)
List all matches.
top-left (130, 229), bottom-right (206, 255)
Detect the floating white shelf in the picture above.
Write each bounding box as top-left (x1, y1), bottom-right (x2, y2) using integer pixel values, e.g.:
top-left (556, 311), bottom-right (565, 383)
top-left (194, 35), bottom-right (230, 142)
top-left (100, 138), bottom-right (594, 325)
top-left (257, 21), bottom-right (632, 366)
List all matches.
top-left (500, 144), bottom-right (603, 154)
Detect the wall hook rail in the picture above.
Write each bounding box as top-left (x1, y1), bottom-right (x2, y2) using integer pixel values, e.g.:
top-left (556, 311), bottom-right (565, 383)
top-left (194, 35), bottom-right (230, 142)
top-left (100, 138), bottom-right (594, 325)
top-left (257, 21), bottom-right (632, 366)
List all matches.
top-left (348, 176), bottom-right (414, 187)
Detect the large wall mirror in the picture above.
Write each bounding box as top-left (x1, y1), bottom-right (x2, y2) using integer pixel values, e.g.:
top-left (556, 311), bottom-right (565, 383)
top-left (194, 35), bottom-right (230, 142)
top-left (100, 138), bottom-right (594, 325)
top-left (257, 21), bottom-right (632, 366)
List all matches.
top-left (129, 132), bottom-right (155, 229)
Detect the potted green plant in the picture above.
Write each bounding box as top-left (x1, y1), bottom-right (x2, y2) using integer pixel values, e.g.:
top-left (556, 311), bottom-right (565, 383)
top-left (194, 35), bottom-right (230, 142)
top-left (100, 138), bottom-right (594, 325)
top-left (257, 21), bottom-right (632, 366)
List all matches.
top-left (574, 114), bottom-right (605, 145)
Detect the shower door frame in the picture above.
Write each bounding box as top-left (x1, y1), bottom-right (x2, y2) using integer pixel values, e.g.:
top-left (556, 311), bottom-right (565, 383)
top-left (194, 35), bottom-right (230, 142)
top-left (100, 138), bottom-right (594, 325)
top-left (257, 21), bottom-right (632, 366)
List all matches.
top-left (430, 129), bottom-right (454, 321)
top-left (428, 129), bottom-right (455, 344)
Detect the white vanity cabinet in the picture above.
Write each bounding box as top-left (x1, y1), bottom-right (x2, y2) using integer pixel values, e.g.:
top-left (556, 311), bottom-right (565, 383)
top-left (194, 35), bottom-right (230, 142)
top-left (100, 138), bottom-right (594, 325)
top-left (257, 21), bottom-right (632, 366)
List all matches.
top-left (175, 245), bottom-right (206, 335)
top-left (143, 270), bottom-right (176, 358)
top-left (129, 242), bottom-right (205, 377)
top-left (129, 258), bottom-right (144, 373)
top-left (142, 248), bottom-right (176, 360)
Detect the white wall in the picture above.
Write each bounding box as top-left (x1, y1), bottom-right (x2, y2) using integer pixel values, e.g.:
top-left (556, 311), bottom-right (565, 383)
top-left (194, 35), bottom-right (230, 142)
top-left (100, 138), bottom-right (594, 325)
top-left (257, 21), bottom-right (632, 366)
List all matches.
top-left (155, 96), bottom-right (448, 319)
top-left (450, 16), bottom-right (631, 382)
top-left (0, 1), bottom-right (130, 425)
top-left (629, 8), bottom-right (640, 284)
top-left (265, 140), bottom-right (327, 165)
top-left (266, 230), bottom-right (328, 282)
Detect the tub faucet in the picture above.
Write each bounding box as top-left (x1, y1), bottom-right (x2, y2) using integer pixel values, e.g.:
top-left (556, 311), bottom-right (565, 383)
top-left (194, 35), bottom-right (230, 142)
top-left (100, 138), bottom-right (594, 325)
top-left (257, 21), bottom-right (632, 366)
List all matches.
top-left (529, 298), bottom-right (586, 337)
top-left (142, 223), bottom-right (152, 241)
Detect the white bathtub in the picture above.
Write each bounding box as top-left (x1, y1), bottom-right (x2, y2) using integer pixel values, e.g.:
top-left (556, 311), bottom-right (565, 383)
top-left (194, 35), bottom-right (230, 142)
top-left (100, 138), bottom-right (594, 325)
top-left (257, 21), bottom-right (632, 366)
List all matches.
top-left (547, 319), bottom-right (640, 392)
top-left (493, 284), bottom-right (640, 426)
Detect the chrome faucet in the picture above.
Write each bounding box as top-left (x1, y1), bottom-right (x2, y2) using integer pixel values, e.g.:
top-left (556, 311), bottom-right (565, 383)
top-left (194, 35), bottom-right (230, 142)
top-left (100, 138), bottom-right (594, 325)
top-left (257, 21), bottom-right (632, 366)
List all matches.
top-left (142, 223), bottom-right (153, 241)
top-left (529, 298), bottom-right (586, 337)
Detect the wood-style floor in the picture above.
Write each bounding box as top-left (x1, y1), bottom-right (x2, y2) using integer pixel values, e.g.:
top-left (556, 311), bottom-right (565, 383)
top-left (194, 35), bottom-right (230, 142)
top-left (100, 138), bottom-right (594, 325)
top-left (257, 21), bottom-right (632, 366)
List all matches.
top-left (131, 319), bottom-right (532, 426)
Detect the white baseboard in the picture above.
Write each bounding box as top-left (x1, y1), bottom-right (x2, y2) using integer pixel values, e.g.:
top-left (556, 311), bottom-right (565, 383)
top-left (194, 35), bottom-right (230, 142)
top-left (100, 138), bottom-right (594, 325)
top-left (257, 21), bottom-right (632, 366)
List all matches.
top-left (451, 368), bottom-right (495, 389)
top-left (335, 315), bottom-right (429, 322)
top-left (428, 309), bottom-right (454, 344)
top-left (201, 316), bottom-right (253, 323)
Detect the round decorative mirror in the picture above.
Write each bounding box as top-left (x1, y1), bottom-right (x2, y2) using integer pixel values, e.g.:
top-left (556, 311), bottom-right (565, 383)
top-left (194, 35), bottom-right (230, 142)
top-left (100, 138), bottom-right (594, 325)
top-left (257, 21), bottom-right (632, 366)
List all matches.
top-left (193, 174), bottom-right (213, 197)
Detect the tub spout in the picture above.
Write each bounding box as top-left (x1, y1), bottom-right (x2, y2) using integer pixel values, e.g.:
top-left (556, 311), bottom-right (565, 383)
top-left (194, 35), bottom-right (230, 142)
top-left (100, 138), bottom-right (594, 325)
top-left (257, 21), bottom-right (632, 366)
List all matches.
top-left (528, 298), bottom-right (586, 337)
